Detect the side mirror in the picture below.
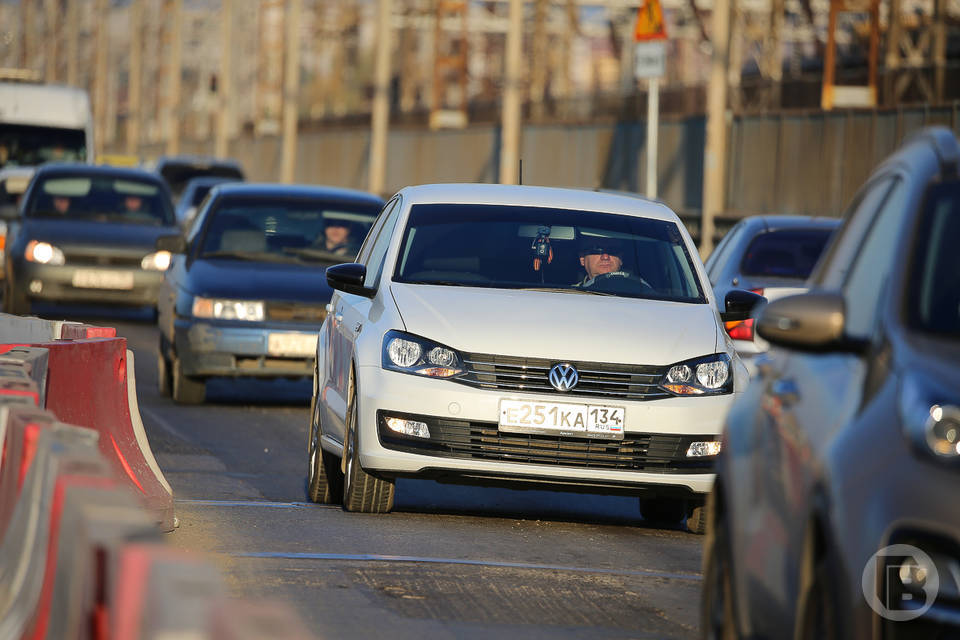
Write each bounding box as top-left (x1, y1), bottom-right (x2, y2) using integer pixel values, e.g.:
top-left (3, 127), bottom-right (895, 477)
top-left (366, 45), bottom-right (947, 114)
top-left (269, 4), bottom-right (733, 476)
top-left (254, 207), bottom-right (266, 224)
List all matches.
top-left (720, 289), bottom-right (766, 323)
top-left (326, 263), bottom-right (376, 298)
top-left (755, 291), bottom-right (860, 352)
top-left (156, 234), bottom-right (187, 254)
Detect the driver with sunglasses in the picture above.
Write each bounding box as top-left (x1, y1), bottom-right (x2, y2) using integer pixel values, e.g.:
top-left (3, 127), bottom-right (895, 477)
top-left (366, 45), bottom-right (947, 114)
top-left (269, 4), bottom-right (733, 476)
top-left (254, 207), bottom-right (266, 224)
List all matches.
top-left (574, 239), bottom-right (653, 292)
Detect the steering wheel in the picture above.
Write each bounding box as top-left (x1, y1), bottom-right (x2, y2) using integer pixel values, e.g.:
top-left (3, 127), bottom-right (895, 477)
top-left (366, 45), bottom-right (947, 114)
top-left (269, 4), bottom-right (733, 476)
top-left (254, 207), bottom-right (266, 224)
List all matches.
top-left (588, 271), bottom-right (655, 294)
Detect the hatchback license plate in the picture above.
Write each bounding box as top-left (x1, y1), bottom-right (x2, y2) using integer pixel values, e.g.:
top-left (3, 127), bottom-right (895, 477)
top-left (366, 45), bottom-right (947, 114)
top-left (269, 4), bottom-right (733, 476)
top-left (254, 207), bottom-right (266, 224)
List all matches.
top-left (71, 269), bottom-right (134, 290)
top-left (499, 399), bottom-right (625, 440)
top-left (267, 332), bottom-right (318, 357)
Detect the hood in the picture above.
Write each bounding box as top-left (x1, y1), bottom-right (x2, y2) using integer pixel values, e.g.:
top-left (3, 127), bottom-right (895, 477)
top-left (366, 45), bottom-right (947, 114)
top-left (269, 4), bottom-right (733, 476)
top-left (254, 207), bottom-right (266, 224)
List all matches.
top-left (390, 284), bottom-right (720, 366)
top-left (22, 218), bottom-right (177, 252)
top-left (186, 258), bottom-right (333, 303)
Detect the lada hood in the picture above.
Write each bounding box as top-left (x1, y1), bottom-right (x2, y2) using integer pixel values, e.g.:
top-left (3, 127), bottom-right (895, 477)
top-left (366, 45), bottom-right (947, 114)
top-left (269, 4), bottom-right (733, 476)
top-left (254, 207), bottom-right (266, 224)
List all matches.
top-left (187, 258), bottom-right (333, 303)
top-left (21, 218), bottom-right (176, 252)
top-left (390, 283), bottom-right (720, 366)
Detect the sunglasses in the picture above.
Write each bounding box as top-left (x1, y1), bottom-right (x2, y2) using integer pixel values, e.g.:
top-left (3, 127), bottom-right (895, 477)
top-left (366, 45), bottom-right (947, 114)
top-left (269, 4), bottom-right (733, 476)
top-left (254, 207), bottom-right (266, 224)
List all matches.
top-left (582, 246), bottom-right (623, 256)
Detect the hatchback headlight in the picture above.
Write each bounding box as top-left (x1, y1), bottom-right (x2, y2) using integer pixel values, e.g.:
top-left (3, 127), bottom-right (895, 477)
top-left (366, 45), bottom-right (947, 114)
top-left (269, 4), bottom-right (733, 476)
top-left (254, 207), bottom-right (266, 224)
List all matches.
top-left (24, 240), bottom-right (65, 265)
top-left (141, 250), bottom-right (172, 271)
top-left (661, 353), bottom-right (733, 396)
top-left (382, 330), bottom-right (464, 378)
top-left (192, 296), bottom-right (265, 321)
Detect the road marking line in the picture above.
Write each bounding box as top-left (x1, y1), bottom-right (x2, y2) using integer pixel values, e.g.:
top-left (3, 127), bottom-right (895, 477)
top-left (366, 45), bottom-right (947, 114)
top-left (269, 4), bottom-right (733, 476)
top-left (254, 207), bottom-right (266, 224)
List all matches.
top-left (141, 405), bottom-right (193, 442)
top-left (231, 551), bottom-right (704, 581)
top-left (176, 499), bottom-right (322, 509)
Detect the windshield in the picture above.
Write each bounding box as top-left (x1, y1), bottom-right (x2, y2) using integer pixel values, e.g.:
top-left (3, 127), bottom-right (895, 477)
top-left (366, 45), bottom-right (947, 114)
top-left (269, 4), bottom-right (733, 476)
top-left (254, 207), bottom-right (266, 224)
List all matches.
top-left (25, 174), bottom-right (174, 225)
top-left (0, 124), bottom-right (86, 168)
top-left (908, 181), bottom-right (960, 340)
top-left (740, 227), bottom-right (835, 280)
top-left (198, 198), bottom-right (380, 263)
top-left (393, 204), bottom-right (706, 303)
top-left (162, 164), bottom-right (244, 200)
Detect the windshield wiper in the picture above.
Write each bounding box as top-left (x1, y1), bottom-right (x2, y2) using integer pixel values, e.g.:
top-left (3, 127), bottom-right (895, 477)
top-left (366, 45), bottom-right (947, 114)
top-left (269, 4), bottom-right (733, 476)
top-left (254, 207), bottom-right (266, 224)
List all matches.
top-left (201, 250), bottom-right (296, 263)
top-left (402, 280), bottom-right (473, 287)
top-left (521, 287), bottom-right (617, 296)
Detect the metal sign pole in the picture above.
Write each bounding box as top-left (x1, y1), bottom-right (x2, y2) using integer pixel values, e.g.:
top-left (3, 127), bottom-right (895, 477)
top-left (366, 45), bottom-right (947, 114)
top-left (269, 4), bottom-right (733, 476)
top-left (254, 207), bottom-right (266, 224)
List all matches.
top-left (646, 77), bottom-right (659, 199)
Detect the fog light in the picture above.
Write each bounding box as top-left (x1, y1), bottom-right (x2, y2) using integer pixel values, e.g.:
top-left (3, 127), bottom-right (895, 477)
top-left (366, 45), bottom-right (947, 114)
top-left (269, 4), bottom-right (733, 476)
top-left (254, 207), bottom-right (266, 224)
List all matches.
top-left (385, 417), bottom-right (430, 439)
top-left (686, 441), bottom-right (722, 457)
top-left (28, 280), bottom-right (42, 294)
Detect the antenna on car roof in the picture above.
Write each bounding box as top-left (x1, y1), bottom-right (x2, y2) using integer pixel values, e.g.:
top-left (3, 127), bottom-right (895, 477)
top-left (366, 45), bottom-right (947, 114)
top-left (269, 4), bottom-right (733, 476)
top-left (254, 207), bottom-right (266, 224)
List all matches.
top-left (519, 159), bottom-right (522, 185)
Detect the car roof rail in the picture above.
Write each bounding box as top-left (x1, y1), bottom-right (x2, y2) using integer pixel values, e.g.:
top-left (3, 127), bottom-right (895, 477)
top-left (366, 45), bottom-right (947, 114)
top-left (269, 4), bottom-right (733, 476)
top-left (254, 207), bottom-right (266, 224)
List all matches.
top-left (905, 126), bottom-right (959, 178)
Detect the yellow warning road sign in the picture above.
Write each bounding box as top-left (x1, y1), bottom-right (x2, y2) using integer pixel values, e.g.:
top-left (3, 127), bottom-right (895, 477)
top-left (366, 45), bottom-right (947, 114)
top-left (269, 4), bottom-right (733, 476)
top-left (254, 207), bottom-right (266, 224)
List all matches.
top-left (634, 0), bottom-right (668, 41)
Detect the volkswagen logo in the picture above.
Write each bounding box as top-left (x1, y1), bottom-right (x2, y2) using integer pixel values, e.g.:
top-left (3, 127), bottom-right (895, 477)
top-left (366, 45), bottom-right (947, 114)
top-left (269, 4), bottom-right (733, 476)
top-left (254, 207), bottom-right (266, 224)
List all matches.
top-left (548, 363), bottom-right (579, 392)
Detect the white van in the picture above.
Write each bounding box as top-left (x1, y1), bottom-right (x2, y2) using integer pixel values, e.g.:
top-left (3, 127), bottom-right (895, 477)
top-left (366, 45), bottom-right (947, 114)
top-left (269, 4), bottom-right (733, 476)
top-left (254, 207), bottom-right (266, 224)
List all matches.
top-left (0, 82), bottom-right (94, 169)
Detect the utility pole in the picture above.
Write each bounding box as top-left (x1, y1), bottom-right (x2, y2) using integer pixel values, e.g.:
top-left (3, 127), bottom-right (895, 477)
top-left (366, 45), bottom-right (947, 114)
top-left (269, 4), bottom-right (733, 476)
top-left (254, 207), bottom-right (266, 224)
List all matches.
top-left (166, 0), bottom-right (183, 156)
top-left (65, 0), bottom-right (78, 86)
top-left (768, 0), bottom-right (784, 108)
top-left (93, 0), bottom-right (109, 159)
top-left (127, 0), bottom-right (143, 156)
top-left (529, 0), bottom-right (549, 121)
top-left (280, 0), bottom-right (302, 184)
top-left (215, 0), bottom-right (233, 159)
top-left (20, 0), bottom-right (34, 70)
top-left (369, 0), bottom-right (393, 196)
top-left (499, 0), bottom-right (523, 185)
top-left (44, 0), bottom-right (57, 82)
top-left (701, 0), bottom-right (732, 256)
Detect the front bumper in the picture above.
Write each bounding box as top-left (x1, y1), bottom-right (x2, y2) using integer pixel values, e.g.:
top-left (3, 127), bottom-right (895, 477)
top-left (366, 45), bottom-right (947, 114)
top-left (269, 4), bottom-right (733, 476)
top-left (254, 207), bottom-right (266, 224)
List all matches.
top-left (354, 366), bottom-right (734, 495)
top-left (15, 262), bottom-right (162, 306)
top-left (174, 318), bottom-right (319, 378)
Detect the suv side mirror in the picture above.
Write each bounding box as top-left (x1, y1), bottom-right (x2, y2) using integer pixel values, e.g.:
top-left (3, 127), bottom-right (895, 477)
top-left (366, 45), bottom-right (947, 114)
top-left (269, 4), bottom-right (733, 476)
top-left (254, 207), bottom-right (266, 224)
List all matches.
top-left (720, 289), bottom-right (766, 323)
top-left (156, 234), bottom-right (187, 254)
top-left (756, 291), bottom-right (863, 352)
top-left (326, 263), bottom-right (376, 298)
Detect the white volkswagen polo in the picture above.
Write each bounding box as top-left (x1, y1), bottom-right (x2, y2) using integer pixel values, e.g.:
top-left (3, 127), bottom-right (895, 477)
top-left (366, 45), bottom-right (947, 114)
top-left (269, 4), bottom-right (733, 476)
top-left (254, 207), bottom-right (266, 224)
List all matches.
top-left (307, 184), bottom-right (762, 532)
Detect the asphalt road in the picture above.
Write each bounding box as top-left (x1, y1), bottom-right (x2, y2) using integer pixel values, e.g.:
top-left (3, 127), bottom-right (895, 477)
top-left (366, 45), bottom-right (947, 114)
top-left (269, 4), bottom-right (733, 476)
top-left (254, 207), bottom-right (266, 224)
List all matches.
top-left (106, 316), bottom-right (704, 639)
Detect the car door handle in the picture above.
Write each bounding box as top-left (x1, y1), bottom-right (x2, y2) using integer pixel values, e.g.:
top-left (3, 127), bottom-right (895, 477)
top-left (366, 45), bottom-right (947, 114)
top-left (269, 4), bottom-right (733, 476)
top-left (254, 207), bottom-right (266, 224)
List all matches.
top-left (354, 322), bottom-right (363, 334)
top-left (771, 379), bottom-right (799, 406)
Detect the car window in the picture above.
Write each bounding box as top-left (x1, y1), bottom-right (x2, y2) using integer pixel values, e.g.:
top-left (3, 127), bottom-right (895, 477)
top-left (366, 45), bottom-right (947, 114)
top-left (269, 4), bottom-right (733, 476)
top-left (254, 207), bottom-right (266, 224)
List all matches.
top-left (25, 174), bottom-right (174, 225)
top-left (705, 221), bottom-right (741, 283)
top-left (841, 179), bottom-right (909, 339)
top-left (739, 228), bottom-right (835, 281)
top-left (363, 198), bottom-right (403, 289)
top-left (357, 197), bottom-right (397, 265)
top-left (907, 180), bottom-right (960, 339)
top-left (196, 197), bottom-right (380, 264)
top-left (813, 177), bottom-right (896, 289)
top-left (393, 204), bottom-right (706, 303)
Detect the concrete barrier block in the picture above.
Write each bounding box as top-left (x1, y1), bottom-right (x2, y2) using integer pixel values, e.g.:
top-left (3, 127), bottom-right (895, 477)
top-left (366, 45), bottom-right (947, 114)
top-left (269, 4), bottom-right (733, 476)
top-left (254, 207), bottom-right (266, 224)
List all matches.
top-left (0, 374), bottom-right (40, 406)
top-left (0, 347), bottom-right (49, 407)
top-left (0, 405), bottom-right (60, 538)
top-left (58, 324), bottom-right (117, 340)
top-left (211, 600), bottom-right (317, 640)
top-left (0, 313), bottom-right (62, 345)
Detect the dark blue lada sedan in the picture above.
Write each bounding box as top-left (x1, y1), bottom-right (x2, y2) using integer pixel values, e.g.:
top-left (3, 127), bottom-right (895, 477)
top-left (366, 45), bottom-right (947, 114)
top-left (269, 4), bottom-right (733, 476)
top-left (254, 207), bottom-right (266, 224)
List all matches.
top-left (155, 183), bottom-right (384, 404)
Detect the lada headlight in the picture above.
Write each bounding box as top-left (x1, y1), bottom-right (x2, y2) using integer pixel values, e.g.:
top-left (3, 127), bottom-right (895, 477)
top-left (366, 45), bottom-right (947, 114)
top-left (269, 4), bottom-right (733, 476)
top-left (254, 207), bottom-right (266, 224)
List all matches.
top-left (382, 330), bottom-right (464, 378)
top-left (141, 250), bottom-right (172, 271)
top-left (24, 240), bottom-right (65, 265)
top-left (192, 297), bottom-right (265, 321)
top-left (661, 353), bottom-right (733, 396)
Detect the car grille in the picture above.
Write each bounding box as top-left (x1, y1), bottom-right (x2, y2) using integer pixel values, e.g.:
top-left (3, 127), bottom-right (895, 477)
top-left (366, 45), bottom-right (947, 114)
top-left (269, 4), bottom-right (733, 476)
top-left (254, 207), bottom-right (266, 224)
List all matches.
top-left (378, 415), bottom-right (713, 473)
top-left (265, 302), bottom-right (327, 324)
top-left (64, 251), bottom-right (144, 267)
top-left (456, 352), bottom-right (670, 401)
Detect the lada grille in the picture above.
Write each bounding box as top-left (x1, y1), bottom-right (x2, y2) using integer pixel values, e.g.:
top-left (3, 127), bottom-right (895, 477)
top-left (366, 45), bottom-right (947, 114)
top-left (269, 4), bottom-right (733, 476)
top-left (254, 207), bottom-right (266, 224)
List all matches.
top-left (456, 352), bottom-right (671, 401)
top-left (266, 302), bottom-right (327, 323)
top-left (64, 252), bottom-right (144, 267)
top-left (379, 416), bottom-right (712, 473)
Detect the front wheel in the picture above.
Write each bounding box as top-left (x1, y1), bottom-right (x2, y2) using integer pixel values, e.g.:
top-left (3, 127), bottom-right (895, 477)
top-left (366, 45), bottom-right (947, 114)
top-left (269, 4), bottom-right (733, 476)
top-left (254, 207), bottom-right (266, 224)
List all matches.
top-left (157, 338), bottom-right (172, 397)
top-left (342, 377), bottom-right (394, 513)
top-left (171, 356), bottom-right (205, 405)
top-left (700, 491), bottom-right (738, 640)
top-left (4, 281), bottom-right (28, 315)
top-left (639, 497), bottom-right (686, 526)
top-left (307, 385), bottom-right (342, 504)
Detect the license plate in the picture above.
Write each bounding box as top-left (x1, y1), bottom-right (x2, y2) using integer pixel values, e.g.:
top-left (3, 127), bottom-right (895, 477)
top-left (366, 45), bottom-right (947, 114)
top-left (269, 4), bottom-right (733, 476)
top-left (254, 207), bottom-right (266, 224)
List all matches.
top-left (267, 332), bottom-right (318, 357)
top-left (71, 269), bottom-right (134, 290)
top-left (499, 399), bottom-right (625, 440)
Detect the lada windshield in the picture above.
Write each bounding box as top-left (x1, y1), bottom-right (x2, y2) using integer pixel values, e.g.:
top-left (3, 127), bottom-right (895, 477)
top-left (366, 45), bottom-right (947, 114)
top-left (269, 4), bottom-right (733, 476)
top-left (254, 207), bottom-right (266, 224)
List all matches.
top-left (199, 198), bottom-right (380, 262)
top-left (26, 174), bottom-right (173, 225)
top-left (394, 204), bottom-right (707, 303)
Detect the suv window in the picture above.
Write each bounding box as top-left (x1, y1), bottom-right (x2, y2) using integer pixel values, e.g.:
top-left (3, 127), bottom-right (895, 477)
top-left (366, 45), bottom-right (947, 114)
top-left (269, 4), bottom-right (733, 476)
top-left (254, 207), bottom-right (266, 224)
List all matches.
top-left (842, 179), bottom-right (908, 338)
top-left (706, 221), bottom-right (742, 285)
top-left (907, 180), bottom-right (960, 339)
top-left (739, 228), bottom-right (835, 280)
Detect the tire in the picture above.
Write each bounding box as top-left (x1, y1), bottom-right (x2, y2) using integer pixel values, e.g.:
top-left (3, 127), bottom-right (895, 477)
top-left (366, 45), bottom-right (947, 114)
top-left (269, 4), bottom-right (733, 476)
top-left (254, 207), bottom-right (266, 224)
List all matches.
top-left (639, 497), bottom-right (686, 525)
top-left (4, 281), bottom-right (28, 316)
top-left (171, 356), bottom-right (205, 405)
top-left (793, 530), bottom-right (839, 640)
top-left (700, 491), bottom-right (738, 640)
top-left (307, 372), bottom-right (343, 504)
top-left (687, 500), bottom-right (708, 535)
top-left (157, 339), bottom-right (172, 397)
top-left (341, 372), bottom-right (394, 513)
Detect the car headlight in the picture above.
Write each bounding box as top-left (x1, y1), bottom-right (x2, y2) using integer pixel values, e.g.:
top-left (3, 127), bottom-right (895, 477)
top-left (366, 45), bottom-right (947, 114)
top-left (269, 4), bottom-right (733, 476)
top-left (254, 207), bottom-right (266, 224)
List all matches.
top-left (661, 353), bottom-right (732, 396)
top-left (900, 373), bottom-right (960, 464)
top-left (191, 296), bottom-right (265, 321)
top-left (141, 250), bottom-right (172, 271)
top-left (24, 240), bottom-right (65, 265)
top-left (382, 330), bottom-right (464, 378)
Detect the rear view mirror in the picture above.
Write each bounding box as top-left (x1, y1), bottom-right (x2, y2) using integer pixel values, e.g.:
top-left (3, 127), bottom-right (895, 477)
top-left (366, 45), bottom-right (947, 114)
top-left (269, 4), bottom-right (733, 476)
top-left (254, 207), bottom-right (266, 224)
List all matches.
top-left (755, 291), bottom-right (863, 352)
top-left (156, 234), bottom-right (187, 254)
top-left (720, 289), bottom-right (766, 323)
top-left (326, 263), bottom-right (375, 298)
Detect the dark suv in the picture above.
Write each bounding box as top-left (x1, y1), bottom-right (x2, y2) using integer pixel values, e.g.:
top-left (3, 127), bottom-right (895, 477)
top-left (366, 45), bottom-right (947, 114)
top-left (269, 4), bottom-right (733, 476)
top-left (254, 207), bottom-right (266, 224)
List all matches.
top-left (702, 127), bottom-right (960, 639)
